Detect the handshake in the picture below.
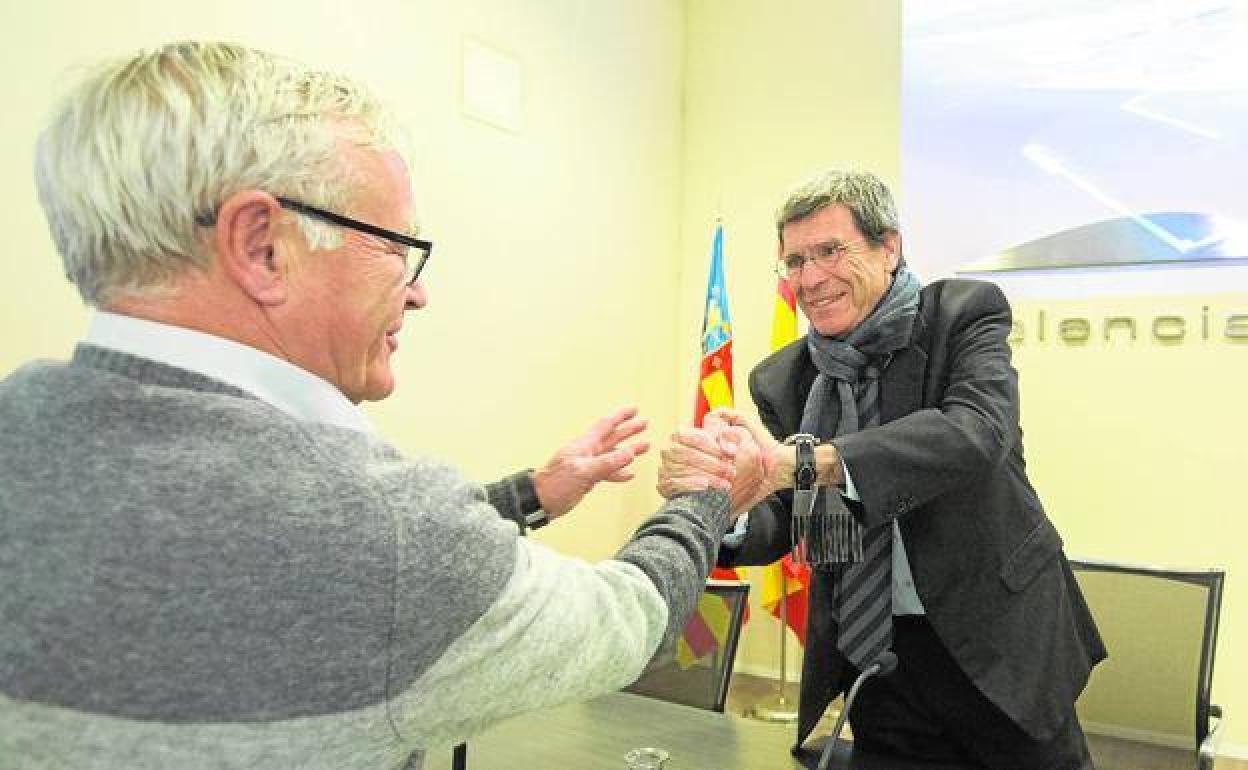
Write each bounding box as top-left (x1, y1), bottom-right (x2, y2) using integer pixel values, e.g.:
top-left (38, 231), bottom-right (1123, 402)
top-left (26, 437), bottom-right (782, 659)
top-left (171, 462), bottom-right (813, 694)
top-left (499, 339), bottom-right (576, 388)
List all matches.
top-left (656, 409), bottom-right (787, 517)
top-left (530, 406), bottom-right (823, 525)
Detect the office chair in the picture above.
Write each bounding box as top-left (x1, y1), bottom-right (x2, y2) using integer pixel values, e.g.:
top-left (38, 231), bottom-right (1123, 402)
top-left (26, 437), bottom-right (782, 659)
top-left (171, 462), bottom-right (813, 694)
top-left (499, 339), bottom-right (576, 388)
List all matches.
top-left (624, 580), bottom-right (749, 712)
top-left (1071, 558), bottom-right (1225, 770)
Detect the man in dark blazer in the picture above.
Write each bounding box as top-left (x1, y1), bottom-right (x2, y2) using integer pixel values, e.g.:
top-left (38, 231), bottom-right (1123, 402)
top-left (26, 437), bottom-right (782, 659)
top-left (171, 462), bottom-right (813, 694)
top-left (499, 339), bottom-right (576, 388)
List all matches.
top-left (717, 170), bottom-right (1105, 769)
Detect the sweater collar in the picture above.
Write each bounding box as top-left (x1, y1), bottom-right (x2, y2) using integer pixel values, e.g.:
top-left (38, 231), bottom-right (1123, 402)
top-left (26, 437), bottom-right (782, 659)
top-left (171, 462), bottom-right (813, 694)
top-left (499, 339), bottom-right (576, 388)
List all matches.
top-left (84, 311), bottom-right (373, 435)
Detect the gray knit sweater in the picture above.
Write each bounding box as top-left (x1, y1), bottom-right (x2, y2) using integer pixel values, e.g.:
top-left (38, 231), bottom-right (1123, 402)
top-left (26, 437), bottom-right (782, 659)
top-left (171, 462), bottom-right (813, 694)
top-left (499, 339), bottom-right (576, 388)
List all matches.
top-left (0, 345), bottom-right (731, 769)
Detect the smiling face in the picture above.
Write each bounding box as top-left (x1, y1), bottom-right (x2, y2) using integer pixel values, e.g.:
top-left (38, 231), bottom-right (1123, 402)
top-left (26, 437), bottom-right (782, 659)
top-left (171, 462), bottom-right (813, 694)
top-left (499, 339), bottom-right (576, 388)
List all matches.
top-left (281, 146), bottom-right (426, 403)
top-left (779, 203), bottom-right (899, 338)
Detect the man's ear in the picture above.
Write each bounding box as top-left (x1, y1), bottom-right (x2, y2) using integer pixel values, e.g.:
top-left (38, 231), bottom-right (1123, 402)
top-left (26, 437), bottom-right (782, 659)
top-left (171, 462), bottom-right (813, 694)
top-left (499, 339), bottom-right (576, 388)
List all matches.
top-left (213, 191), bottom-right (289, 306)
top-left (882, 231), bottom-right (903, 272)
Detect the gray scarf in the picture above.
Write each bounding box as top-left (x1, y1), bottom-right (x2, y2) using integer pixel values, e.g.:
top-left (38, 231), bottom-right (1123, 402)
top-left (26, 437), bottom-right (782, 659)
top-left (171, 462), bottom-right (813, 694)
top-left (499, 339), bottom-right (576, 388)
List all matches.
top-left (794, 265), bottom-right (921, 567)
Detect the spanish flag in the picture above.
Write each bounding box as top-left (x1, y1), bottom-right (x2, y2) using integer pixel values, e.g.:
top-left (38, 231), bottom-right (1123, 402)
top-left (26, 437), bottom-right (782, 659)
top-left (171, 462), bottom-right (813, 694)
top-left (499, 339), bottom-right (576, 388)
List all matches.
top-left (678, 223), bottom-right (746, 666)
top-left (755, 277), bottom-right (810, 645)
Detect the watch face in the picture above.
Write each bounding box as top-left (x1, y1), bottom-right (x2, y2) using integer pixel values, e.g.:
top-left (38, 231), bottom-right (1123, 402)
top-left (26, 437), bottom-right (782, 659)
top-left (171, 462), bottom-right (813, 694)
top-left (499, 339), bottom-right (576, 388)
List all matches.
top-left (796, 466), bottom-right (816, 488)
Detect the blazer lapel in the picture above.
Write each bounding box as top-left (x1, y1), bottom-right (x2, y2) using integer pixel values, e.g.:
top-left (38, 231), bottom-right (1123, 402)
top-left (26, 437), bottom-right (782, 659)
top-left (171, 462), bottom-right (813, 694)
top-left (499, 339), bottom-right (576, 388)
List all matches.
top-left (881, 319), bottom-right (927, 423)
top-left (754, 341), bottom-right (823, 436)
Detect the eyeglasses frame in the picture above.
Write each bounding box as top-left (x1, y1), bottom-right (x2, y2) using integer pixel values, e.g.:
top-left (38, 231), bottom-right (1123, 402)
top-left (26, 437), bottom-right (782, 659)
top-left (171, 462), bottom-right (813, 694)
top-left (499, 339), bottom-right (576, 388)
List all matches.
top-left (775, 237), bottom-right (872, 280)
top-left (275, 196), bottom-right (433, 286)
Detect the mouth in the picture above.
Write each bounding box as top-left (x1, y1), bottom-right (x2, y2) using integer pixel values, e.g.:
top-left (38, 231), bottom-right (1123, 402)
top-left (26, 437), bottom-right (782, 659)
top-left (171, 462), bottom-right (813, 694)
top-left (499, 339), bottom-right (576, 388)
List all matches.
top-left (803, 290), bottom-right (847, 312)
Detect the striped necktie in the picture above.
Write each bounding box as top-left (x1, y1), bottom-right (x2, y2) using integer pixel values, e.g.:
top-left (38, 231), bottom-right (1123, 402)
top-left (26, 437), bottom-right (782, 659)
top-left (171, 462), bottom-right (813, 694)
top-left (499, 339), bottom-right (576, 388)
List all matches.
top-left (834, 367), bottom-right (893, 669)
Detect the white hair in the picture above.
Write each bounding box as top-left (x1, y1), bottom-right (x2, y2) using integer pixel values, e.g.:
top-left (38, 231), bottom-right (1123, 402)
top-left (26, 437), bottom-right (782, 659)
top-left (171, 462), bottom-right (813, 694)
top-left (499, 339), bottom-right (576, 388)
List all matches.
top-left (34, 41), bottom-right (409, 306)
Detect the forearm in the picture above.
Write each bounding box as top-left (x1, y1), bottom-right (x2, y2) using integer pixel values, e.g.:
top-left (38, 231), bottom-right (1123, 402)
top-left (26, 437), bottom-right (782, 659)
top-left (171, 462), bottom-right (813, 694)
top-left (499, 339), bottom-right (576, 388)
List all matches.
top-left (836, 403), bottom-right (1013, 527)
top-left (614, 489), bottom-right (732, 648)
top-left (765, 442), bottom-right (843, 495)
top-left (393, 538), bottom-right (669, 747)
top-left (396, 489), bottom-right (731, 746)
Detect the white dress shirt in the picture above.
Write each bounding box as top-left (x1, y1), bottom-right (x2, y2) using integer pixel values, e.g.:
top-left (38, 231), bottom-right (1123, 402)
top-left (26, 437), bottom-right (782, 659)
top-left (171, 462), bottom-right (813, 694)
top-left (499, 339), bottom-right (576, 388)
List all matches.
top-left (84, 311), bottom-right (373, 435)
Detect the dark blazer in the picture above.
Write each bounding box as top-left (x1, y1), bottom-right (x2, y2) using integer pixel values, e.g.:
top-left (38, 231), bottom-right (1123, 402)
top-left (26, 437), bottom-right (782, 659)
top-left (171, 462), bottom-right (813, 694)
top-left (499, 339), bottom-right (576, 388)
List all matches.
top-left (722, 278), bottom-right (1105, 746)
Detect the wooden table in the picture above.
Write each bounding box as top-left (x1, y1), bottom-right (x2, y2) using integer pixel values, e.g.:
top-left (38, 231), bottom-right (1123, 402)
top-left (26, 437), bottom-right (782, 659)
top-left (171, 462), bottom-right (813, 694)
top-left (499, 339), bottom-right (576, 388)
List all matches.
top-left (424, 692), bottom-right (980, 770)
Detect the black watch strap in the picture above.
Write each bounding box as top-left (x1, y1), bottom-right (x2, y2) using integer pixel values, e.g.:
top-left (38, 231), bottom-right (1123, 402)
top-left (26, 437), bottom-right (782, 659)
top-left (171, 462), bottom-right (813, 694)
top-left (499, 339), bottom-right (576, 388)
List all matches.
top-left (783, 433), bottom-right (819, 488)
top-left (784, 433), bottom-right (819, 521)
top-left (794, 435), bottom-right (818, 490)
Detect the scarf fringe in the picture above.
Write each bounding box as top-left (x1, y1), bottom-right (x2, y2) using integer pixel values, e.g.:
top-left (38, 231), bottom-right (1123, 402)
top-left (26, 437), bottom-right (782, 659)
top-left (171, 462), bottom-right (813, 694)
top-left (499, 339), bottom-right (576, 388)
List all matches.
top-left (793, 504), bottom-right (863, 568)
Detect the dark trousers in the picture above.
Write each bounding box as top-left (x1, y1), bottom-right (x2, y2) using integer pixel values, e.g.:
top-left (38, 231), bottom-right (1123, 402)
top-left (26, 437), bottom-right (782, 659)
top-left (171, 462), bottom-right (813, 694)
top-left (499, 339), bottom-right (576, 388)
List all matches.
top-left (846, 616), bottom-right (1093, 770)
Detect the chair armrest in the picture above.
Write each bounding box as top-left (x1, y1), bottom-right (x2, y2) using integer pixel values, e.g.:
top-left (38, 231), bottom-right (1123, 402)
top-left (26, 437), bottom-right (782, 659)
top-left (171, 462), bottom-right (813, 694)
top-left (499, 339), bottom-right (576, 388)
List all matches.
top-left (1198, 704), bottom-right (1223, 770)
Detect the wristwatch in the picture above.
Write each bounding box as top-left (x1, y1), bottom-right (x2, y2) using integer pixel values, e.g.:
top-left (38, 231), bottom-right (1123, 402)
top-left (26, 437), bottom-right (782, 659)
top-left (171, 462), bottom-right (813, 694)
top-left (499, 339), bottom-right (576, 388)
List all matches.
top-left (783, 433), bottom-right (819, 521)
top-left (783, 433), bottom-right (819, 490)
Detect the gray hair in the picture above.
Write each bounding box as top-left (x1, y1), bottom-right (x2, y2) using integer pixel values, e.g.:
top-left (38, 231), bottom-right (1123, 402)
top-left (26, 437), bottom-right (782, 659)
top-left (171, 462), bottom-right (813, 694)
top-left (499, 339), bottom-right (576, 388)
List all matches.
top-left (775, 169), bottom-right (899, 248)
top-left (34, 41), bottom-right (409, 306)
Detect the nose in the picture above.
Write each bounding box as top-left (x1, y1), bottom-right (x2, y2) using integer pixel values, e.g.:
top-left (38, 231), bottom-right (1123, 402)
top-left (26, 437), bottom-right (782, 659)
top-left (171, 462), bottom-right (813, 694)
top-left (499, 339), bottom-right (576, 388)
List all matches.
top-left (405, 280), bottom-right (428, 310)
top-left (797, 259), bottom-right (825, 291)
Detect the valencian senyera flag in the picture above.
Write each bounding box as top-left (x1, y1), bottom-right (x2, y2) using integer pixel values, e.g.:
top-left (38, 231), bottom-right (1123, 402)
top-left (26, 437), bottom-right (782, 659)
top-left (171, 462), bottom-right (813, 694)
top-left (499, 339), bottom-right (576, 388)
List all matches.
top-left (755, 277), bottom-right (810, 645)
top-left (678, 223), bottom-right (748, 668)
top-left (693, 224), bottom-right (733, 429)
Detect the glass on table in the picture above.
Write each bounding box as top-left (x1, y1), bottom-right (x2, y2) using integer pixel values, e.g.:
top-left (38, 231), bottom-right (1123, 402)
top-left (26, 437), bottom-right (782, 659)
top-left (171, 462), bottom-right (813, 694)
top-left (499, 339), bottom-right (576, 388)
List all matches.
top-left (624, 746), bottom-right (670, 769)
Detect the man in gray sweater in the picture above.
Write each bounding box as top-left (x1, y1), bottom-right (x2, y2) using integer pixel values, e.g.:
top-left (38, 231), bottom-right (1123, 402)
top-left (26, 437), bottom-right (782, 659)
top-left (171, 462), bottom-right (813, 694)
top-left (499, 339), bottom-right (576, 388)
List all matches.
top-left (0, 42), bottom-right (766, 769)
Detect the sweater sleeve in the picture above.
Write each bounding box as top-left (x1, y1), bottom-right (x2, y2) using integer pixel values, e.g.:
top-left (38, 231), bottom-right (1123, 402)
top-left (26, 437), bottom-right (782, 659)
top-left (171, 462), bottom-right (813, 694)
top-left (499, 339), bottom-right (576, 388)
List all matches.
top-left (382, 459), bottom-right (730, 749)
top-left (484, 470), bottom-right (541, 532)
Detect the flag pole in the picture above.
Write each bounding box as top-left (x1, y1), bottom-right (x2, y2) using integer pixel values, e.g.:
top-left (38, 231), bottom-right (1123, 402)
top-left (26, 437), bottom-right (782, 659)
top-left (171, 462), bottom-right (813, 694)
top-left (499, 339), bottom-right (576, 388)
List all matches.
top-left (745, 275), bottom-right (801, 722)
top-left (746, 569), bottom-right (798, 722)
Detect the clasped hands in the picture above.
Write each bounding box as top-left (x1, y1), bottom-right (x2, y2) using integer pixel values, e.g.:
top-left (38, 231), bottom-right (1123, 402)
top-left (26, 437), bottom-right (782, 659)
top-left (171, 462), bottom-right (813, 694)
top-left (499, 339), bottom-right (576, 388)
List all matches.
top-left (529, 406), bottom-right (783, 522)
top-left (656, 409), bottom-right (783, 516)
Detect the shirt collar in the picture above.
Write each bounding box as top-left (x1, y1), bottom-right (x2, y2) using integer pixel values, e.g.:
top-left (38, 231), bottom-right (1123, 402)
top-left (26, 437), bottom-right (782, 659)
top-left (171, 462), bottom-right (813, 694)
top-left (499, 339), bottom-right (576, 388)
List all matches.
top-left (84, 311), bottom-right (374, 435)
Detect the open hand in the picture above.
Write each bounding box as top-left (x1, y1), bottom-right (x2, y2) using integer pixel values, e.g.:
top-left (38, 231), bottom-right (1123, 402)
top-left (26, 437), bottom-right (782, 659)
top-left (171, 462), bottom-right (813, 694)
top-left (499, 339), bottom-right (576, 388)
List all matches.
top-left (532, 407), bottom-right (651, 518)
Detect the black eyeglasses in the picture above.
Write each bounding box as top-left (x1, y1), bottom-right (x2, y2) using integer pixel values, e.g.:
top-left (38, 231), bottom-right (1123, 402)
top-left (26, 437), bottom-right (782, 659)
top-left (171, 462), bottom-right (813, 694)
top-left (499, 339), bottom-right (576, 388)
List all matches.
top-left (195, 197), bottom-right (433, 285)
top-left (276, 197), bottom-right (433, 286)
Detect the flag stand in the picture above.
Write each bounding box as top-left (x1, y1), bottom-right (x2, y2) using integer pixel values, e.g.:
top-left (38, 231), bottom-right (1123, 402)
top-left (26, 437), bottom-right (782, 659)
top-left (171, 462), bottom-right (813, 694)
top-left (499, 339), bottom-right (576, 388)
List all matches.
top-left (745, 570), bottom-right (799, 722)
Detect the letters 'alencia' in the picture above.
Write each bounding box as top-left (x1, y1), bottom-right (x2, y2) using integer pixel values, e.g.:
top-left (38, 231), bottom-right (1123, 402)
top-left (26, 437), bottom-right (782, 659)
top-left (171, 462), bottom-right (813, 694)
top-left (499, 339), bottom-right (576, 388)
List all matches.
top-left (1009, 305), bottom-right (1248, 345)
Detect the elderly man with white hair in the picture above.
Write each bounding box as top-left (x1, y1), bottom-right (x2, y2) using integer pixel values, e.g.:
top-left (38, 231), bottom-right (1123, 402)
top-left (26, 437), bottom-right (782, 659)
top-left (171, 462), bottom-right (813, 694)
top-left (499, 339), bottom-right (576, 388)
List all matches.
top-left (0, 42), bottom-right (767, 769)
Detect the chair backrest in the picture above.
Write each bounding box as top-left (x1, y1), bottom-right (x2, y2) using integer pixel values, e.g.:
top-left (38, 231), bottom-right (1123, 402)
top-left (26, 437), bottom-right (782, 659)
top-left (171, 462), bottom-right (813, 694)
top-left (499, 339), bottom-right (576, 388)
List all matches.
top-left (624, 580), bottom-right (749, 712)
top-left (1070, 558), bottom-right (1224, 753)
